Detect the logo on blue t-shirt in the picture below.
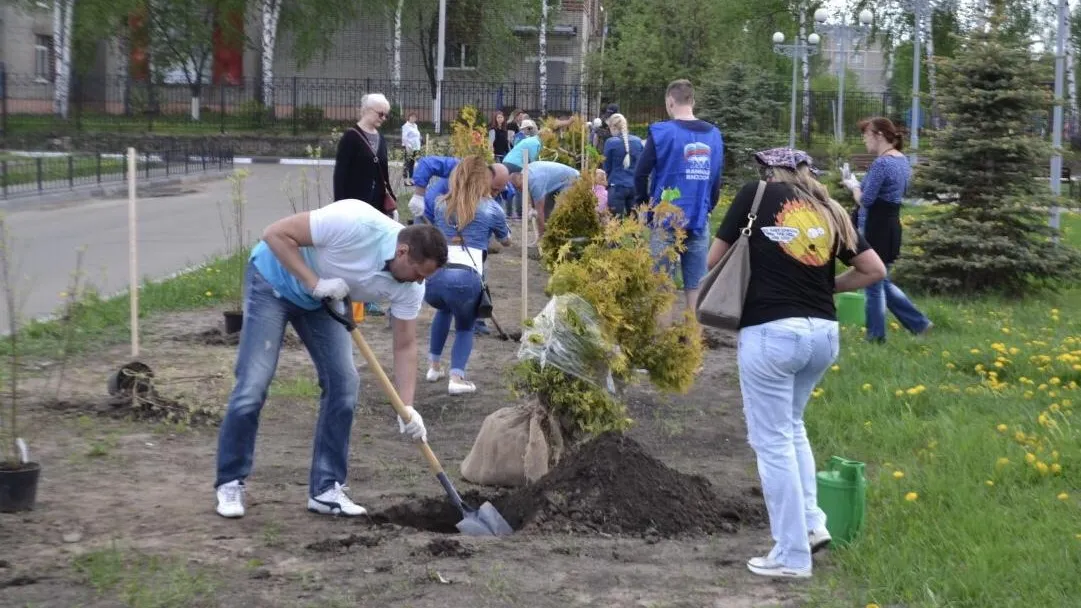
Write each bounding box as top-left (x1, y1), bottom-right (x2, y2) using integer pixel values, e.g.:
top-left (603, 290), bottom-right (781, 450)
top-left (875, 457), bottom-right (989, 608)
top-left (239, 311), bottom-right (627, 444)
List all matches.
top-left (683, 142), bottom-right (713, 181)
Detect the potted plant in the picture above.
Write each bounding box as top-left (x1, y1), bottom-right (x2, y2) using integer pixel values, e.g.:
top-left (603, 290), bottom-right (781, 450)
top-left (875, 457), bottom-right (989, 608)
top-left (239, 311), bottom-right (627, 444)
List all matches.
top-left (0, 215), bottom-right (39, 512)
top-left (218, 168), bottom-right (249, 334)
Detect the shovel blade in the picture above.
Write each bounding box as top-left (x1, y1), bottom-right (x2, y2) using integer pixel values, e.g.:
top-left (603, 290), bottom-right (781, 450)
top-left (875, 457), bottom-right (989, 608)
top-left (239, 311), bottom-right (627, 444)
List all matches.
top-left (455, 501), bottom-right (514, 537)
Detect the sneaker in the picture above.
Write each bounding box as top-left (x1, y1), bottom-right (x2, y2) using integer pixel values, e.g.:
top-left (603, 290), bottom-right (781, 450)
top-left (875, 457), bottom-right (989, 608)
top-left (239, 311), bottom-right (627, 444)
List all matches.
top-left (307, 482), bottom-right (367, 517)
top-left (474, 320), bottom-right (491, 336)
top-left (809, 526), bottom-right (832, 554)
top-left (746, 556), bottom-right (811, 579)
top-left (448, 376), bottom-right (476, 395)
top-left (215, 480), bottom-right (245, 518)
top-left (426, 367), bottom-right (446, 382)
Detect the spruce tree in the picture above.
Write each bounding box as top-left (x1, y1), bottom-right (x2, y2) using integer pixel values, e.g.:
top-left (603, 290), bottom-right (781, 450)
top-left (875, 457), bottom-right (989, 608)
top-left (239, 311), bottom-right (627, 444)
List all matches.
top-left (697, 62), bottom-right (784, 183)
top-left (897, 13), bottom-right (1081, 294)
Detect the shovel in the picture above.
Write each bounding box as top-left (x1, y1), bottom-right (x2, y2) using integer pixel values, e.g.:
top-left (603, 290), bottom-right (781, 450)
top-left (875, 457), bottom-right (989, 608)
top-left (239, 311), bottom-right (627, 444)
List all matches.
top-left (322, 296), bottom-right (513, 537)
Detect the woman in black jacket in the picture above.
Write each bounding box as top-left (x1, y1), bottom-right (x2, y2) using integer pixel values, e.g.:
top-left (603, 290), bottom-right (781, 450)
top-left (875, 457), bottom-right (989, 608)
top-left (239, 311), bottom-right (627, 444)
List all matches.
top-left (334, 93), bottom-right (396, 217)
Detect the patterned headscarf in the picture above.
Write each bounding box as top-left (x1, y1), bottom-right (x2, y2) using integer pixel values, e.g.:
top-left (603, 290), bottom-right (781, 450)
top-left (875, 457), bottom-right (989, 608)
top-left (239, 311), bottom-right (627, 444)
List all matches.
top-left (753, 147), bottom-right (821, 176)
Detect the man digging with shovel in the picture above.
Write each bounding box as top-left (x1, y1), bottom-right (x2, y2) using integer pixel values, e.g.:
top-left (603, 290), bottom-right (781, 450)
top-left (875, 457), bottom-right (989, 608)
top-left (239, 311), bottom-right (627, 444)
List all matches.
top-left (213, 200), bottom-right (446, 519)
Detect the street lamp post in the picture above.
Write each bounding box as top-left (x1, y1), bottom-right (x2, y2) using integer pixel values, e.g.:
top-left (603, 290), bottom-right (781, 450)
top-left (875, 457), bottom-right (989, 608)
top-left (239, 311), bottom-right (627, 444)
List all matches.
top-left (896, 0), bottom-right (930, 166)
top-left (814, 7), bottom-right (873, 143)
top-left (1051, 0), bottom-right (1067, 236)
top-left (772, 30), bottom-right (821, 149)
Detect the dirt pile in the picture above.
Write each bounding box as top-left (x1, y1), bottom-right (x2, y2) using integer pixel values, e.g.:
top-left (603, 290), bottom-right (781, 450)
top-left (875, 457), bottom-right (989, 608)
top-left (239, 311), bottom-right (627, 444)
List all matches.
top-left (494, 432), bottom-right (763, 538)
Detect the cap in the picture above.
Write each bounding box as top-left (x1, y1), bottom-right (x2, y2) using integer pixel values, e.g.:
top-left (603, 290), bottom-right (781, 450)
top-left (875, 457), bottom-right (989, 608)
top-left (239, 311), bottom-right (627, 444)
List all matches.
top-left (753, 147), bottom-right (820, 175)
top-left (603, 103), bottom-right (619, 117)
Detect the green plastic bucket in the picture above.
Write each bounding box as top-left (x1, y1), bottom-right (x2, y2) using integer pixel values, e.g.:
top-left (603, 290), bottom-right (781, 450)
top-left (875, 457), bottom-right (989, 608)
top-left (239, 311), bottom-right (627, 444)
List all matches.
top-left (816, 456), bottom-right (867, 547)
top-left (835, 291), bottom-right (866, 326)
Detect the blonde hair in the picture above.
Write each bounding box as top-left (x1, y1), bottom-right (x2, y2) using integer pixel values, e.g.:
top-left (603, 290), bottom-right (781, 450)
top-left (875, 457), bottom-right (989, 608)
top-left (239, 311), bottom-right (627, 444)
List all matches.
top-left (360, 93), bottom-right (389, 112)
top-left (606, 113), bottom-right (632, 169)
top-left (441, 155), bottom-right (490, 232)
top-left (769, 166), bottom-right (858, 252)
top-left (594, 168), bottom-right (607, 186)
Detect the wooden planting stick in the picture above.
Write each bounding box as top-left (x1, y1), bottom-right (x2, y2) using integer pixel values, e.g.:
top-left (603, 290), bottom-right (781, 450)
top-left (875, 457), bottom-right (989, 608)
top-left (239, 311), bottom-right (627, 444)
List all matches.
top-left (521, 155), bottom-right (530, 324)
top-left (127, 147), bottom-right (139, 358)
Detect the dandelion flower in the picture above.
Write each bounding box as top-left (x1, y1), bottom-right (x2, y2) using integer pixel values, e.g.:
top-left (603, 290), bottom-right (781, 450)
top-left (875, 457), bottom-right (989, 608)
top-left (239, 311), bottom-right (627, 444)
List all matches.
top-left (893, 471), bottom-right (904, 479)
top-left (1025, 453), bottom-right (1037, 465)
top-left (895, 389), bottom-right (904, 397)
top-left (1059, 493), bottom-right (1070, 501)
top-left (996, 424), bottom-right (1008, 433)
top-left (985, 480), bottom-right (994, 486)
top-left (831, 365), bottom-right (840, 372)
top-left (1037, 462), bottom-right (1050, 475)
top-left (205, 291), bottom-right (213, 297)
top-left (905, 492), bottom-right (919, 502)
top-left (996, 457), bottom-right (1010, 468)
top-left (862, 383), bottom-right (873, 391)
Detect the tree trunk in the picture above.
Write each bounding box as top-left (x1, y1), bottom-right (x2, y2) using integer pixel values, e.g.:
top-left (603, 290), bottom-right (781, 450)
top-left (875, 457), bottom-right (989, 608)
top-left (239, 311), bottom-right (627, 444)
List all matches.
top-left (924, 10), bottom-right (940, 128)
top-left (393, 0), bottom-right (403, 110)
top-left (1068, 36), bottom-right (1078, 136)
top-left (885, 43), bottom-right (895, 115)
top-left (52, 0), bottom-right (74, 119)
top-left (799, 5), bottom-right (811, 143)
top-left (539, 0), bottom-right (548, 115)
top-left (261, 0), bottom-right (282, 110)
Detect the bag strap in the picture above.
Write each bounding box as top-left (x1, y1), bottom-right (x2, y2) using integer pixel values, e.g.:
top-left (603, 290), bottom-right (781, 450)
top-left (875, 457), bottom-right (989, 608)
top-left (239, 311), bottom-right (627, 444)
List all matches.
top-left (740, 180), bottom-right (768, 238)
top-left (451, 219), bottom-right (486, 283)
top-left (353, 126), bottom-right (395, 198)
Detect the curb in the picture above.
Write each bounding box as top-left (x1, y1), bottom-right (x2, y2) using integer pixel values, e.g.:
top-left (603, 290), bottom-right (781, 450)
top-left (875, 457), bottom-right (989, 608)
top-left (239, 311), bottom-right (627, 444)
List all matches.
top-left (235, 157), bottom-right (404, 167)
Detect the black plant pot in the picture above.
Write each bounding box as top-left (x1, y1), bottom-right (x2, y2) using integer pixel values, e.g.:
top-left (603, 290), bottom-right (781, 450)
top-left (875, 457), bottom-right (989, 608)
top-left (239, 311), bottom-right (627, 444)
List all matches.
top-left (223, 310), bottom-right (243, 335)
top-left (0, 462), bottom-right (41, 512)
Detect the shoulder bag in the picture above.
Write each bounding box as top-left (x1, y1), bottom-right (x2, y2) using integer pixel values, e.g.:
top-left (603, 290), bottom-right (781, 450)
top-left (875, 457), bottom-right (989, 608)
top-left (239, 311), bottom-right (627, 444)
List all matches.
top-left (694, 180), bottom-right (767, 330)
top-left (452, 222), bottom-right (494, 319)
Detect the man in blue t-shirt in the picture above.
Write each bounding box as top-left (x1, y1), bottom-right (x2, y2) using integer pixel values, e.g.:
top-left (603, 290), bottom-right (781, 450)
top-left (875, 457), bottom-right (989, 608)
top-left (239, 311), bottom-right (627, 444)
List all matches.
top-left (509, 160), bottom-right (580, 238)
top-left (634, 78), bottom-right (724, 314)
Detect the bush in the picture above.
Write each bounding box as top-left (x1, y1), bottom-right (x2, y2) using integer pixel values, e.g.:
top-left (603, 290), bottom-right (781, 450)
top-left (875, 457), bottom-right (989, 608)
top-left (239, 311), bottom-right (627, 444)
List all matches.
top-left (450, 106), bottom-right (492, 161)
top-left (296, 105), bottom-right (325, 131)
top-left (539, 115), bottom-right (602, 170)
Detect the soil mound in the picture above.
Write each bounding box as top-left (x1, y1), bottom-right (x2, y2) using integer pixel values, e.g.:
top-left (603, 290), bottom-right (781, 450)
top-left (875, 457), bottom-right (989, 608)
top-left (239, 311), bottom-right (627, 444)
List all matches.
top-left (494, 432), bottom-right (763, 537)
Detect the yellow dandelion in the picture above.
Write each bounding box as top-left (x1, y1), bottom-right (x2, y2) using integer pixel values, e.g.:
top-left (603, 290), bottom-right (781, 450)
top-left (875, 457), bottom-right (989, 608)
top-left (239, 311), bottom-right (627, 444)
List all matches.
top-left (1051, 377), bottom-right (1062, 386)
top-left (1037, 462), bottom-right (1050, 475)
top-left (946, 362), bottom-right (956, 370)
top-left (891, 471), bottom-right (904, 479)
top-left (895, 389), bottom-right (904, 397)
top-left (996, 424), bottom-right (1008, 432)
top-left (970, 348), bottom-right (981, 355)
top-left (205, 291), bottom-right (213, 297)
top-left (1058, 492), bottom-right (1070, 501)
top-left (831, 365), bottom-right (840, 372)
top-left (985, 480), bottom-right (995, 486)
top-left (1025, 452), bottom-right (1037, 465)
top-left (1052, 463), bottom-right (1063, 474)
top-left (905, 492), bottom-right (919, 502)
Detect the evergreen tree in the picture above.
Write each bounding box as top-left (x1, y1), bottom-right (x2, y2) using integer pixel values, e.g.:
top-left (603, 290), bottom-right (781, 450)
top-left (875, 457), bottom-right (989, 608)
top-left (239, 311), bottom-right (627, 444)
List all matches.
top-left (697, 62), bottom-right (785, 183)
top-left (897, 12), bottom-right (1081, 295)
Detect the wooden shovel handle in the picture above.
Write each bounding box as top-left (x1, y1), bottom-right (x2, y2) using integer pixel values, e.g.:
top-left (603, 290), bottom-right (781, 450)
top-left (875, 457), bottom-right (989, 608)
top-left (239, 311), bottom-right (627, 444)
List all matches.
top-left (323, 297), bottom-right (445, 476)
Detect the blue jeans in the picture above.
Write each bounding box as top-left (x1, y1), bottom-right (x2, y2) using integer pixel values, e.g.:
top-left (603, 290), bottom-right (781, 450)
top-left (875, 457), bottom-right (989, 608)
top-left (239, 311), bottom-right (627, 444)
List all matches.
top-left (424, 266), bottom-right (482, 377)
top-left (607, 185), bottom-right (635, 216)
top-left (651, 227), bottom-right (710, 290)
top-left (738, 317), bottom-right (838, 570)
top-left (215, 263), bottom-right (360, 497)
top-left (865, 267), bottom-right (930, 341)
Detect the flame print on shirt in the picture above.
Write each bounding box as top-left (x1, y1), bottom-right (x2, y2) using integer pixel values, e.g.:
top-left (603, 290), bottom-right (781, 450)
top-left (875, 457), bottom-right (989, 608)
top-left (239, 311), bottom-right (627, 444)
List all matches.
top-left (759, 198), bottom-right (831, 267)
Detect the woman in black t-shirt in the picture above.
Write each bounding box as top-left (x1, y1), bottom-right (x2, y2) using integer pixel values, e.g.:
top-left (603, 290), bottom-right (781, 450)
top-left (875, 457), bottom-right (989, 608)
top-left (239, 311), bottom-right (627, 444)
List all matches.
top-left (707, 148), bottom-right (885, 580)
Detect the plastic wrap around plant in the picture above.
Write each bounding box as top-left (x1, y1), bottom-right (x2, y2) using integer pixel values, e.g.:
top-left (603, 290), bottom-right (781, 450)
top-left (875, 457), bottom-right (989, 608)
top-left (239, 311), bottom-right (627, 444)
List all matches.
top-left (517, 294), bottom-right (616, 393)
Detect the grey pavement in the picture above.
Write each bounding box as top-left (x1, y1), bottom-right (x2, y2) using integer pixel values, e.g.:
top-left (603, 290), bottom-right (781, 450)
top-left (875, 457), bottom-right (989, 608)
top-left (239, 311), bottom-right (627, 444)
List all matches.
top-left (0, 164), bottom-right (338, 329)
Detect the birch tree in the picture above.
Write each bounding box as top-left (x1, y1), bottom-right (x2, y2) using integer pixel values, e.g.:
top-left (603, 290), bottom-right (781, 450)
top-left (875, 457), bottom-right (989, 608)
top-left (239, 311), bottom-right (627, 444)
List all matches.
top-left (52, 0), bottom-right (75, 119)
top-left (261, 0), bottom-right (282, 109)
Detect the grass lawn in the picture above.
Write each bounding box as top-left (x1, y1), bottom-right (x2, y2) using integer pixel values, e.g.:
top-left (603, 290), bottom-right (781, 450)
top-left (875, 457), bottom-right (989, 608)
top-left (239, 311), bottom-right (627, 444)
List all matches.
top-left (0, 154), bottom-right (130, 189)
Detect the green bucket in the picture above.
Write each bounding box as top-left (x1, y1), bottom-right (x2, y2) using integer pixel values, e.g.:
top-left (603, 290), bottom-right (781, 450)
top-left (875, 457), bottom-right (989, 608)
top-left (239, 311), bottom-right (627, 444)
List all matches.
top-left (815, 456), bottom-right (867, 547)
top-left (835, 291), bottom-right (866, 326)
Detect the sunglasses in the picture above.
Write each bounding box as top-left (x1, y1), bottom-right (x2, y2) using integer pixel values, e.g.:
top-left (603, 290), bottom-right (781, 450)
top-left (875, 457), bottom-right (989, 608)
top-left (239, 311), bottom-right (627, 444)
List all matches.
top-left (374, 110), bottom-right (388, 119)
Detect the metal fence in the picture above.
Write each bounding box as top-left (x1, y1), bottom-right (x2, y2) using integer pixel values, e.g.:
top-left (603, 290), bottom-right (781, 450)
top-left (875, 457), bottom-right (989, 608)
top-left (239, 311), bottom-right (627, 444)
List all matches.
top-left (0, 70), bottom-right (940, 145)
top-left (0, 143), bottom-right (234, 198)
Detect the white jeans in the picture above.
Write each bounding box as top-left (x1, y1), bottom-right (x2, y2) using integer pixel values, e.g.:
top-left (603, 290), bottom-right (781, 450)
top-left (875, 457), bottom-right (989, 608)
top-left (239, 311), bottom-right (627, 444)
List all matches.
top-left (737, 317), bottom-right (839, 569)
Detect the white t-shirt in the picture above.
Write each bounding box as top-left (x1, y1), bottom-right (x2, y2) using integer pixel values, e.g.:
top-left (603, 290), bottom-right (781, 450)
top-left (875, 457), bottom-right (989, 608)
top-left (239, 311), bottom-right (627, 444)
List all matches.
top-left (249, 200), bottom-right (426, 320)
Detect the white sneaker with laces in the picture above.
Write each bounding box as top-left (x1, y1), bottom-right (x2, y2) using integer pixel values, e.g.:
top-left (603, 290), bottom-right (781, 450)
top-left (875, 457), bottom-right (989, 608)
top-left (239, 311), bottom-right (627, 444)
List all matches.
top-left (426, 367), bottom-right (446, 382)
top-left (746, 556), bottom-right (811, 579)
top-left (307, 482), bottom-right (367, 517)
top-left (809, 526), bottom-right (832, 553)
top-left (448, 376), bottom-right (476, 395)
top-left (215, 480), bottom-right (245, 518)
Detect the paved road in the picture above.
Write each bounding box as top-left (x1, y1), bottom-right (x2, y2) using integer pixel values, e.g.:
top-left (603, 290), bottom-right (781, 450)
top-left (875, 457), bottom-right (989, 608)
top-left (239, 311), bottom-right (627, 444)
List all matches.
top-left (0, 164), bottom-right (338, 328)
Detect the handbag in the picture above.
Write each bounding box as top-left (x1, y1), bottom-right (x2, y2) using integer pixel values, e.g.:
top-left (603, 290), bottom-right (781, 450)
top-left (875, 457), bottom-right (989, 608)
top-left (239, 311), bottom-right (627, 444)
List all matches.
top-left (352, 126), bottom-right (397, 214)
top-left (694, 180), bottom-right (767, 330)
top-left (452, 223), bottom-right (494, 319)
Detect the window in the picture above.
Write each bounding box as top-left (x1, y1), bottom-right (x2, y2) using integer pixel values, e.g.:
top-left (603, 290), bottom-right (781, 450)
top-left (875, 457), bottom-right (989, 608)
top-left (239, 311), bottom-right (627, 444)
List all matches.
top-left (34, 35), bottom-right (54, 82)
top-left (445, 43), bottom-right (478, 69)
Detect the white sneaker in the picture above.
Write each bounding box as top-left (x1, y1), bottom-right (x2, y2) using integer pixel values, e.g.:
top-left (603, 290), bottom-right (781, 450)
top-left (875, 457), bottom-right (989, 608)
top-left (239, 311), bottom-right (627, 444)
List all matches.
top-left (426, 367), bottom-right (446, 382)
top-left (215, 480), bottom-right (245, 518)
top-left (809, 526), bottom-right (832, 553)
top-left (746, 556), bottom-right (811, 579)
top-left (448, 376), bottom-right (476, 395)
top-left (307, 482), bottom-right (367, 517)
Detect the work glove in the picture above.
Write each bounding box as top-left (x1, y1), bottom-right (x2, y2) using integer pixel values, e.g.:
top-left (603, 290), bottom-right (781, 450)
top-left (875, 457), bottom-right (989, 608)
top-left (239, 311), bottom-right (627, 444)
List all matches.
top-left (842, 176), bottom-right (860, 191)
top-left (392, 209), bottom-right (401, 223)
top-left (408, 194), bottom-right (426, 218)
top-left (398, 406), bottom-right (428, 443)
top-left (312, 277), bottom-right (349, 300)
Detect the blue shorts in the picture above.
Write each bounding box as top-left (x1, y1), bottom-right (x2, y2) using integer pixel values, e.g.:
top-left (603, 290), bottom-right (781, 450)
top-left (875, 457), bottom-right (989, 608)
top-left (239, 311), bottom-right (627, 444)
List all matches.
top-left (651, 227), bottom-right (710, 290)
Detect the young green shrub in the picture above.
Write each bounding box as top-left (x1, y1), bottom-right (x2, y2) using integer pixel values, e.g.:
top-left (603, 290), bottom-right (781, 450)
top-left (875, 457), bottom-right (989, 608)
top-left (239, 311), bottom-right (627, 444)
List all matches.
top-left (538, 115), bottom-right (602, 170)
top-left (450, 106), bottom-right (493, 161)
top-left (538, 172), bottom-right (603, 271)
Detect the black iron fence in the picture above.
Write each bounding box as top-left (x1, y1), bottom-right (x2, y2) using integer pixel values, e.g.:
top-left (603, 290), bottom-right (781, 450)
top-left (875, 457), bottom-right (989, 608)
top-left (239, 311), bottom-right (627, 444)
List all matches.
top-left (0, 70), bottom-right (953, 145)
top-left (0, 142), bottom-right (234, 198)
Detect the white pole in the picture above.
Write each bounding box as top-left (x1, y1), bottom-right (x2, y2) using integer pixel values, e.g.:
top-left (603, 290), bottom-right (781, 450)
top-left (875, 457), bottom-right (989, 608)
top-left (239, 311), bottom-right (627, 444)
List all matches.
top-left (521, 157), bottom-right (530, 324)
top-left (127, 147), bottom-right (139, 358)
top-left (910, 1), bottom-right (922, 166)
top-left (1051, 0), bottom-right (1067, 237)
top-left (434, 0), bottom-right (446, 134)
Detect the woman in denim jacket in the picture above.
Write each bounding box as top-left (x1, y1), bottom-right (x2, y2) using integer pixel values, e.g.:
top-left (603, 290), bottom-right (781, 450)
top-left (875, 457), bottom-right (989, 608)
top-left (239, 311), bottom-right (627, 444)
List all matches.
top-left (424, 156), bottom-right (512, 395)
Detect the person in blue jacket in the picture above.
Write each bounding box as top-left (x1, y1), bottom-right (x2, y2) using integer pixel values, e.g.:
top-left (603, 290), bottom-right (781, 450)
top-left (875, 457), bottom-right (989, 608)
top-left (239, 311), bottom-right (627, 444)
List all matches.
top-left (601, 112), bottom-right (644, 217)
top-left (409, 155), bottom-right (514, 335)
top-left (634, 78), bottom-right (724, 315)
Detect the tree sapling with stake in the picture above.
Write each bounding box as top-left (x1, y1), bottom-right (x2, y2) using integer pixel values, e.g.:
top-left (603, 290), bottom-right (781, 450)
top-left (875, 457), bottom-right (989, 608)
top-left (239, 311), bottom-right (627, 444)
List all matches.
top-left (218, 168), bottom-right (250, 333)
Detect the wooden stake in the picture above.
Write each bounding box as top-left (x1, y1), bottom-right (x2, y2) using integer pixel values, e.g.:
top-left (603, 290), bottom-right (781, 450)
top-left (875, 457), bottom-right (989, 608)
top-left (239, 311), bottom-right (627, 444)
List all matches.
top-left (521, 156), bottom-right (530, 324)
top-left (581, 119), bottom-right (587, 173)
top-left (127, 147), bottom-right (139, 358)
top-left (425, 133), bottom-right (430, 156)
